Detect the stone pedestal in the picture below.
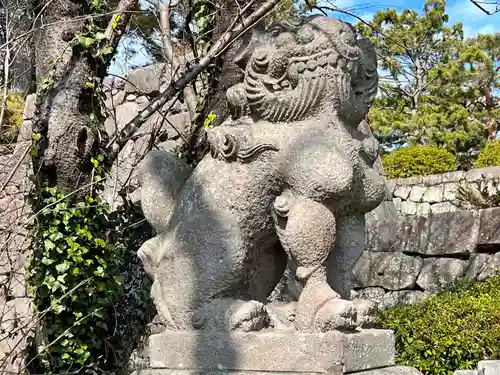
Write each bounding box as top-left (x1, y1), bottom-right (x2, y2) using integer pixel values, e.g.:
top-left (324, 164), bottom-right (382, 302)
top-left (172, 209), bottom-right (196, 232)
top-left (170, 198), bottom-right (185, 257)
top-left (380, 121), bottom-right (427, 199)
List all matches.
top-left (131, 329), bottom-right (422, 375)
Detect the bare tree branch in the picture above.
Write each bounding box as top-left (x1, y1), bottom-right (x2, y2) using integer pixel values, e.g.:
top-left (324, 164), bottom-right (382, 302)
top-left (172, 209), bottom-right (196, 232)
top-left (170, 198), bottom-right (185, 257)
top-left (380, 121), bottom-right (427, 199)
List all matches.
top-left (470, 0), bottom-right (500, 15)
top-left (158, 0), bottom-right (196, 121)
top-left (105, 0), bottom-right (282, 161)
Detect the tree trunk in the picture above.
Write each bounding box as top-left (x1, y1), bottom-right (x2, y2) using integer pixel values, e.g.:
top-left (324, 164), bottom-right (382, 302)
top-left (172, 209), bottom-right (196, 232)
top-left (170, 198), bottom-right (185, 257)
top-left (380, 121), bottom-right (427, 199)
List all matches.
top-left (32, 0), bottom-right (98, 192)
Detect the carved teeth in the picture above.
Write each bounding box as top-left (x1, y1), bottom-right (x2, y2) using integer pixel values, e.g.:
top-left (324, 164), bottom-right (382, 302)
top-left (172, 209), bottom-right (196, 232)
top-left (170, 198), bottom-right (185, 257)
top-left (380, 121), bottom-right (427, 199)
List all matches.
top-left (306, 60), bottom-right (317, 71)
top-left (297, 62), bottom-right (306, 73)
top-left (328, 53), bottom-right (339, 66)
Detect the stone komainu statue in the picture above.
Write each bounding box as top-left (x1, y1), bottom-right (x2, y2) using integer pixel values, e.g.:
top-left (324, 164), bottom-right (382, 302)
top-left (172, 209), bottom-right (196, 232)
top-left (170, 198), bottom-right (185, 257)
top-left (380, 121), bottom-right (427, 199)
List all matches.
top-left (138, 15), bottom-right (387, 333)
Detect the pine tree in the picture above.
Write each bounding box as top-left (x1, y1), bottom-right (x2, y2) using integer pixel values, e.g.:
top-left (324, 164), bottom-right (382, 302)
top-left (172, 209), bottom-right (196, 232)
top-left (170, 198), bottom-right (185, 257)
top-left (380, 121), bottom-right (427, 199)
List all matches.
top-left (357, 0), bottom-right (500, 168)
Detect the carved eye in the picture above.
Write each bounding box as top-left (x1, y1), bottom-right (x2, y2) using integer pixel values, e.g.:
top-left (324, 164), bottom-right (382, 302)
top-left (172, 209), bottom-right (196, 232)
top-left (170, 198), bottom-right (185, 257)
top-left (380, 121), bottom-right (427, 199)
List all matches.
top-left (270, 28), bottom-right (281, 37)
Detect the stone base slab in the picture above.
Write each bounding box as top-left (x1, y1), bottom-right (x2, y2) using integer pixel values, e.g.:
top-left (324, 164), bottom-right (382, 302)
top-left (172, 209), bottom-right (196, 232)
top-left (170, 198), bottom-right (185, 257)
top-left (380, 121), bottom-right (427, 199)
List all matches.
top-left (132, 329), bottom-right (396, 374)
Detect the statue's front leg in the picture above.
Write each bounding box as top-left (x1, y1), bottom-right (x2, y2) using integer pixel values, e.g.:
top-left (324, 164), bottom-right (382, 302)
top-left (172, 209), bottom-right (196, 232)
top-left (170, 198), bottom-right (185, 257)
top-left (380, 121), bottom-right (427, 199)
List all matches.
top-left (272, 190), bottom-right (358, 332)
top-left (328, 215), bottom-right (378, 328)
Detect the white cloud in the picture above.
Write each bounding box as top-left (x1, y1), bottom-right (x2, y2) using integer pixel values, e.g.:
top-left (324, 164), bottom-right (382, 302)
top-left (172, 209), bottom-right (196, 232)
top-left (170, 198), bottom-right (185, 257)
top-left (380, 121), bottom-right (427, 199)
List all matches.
top-left (447, 0), bottom-right (500, 36)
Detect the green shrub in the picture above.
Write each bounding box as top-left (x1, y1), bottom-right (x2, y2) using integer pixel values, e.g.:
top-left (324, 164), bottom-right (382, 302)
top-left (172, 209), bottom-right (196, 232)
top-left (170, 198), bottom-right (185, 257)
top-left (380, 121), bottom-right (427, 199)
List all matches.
top-left (376, 276), bottom-right (500, 375)
top-left (382, 145), bottom-right (457, 179)
top-left (474, 141), bottom-right (500, 168)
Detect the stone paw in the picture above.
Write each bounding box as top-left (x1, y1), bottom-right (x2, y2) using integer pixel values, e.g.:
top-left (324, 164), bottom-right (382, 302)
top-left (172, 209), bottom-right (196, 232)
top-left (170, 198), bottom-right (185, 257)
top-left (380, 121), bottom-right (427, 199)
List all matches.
top-left (192, 299), bottom-right (270, 332)
top-left (228, 300), bottom-right (270, 332)
top-left (352, 298), bottom-right (378, 329)
top-left (314, 298), bottom-right (358, 332)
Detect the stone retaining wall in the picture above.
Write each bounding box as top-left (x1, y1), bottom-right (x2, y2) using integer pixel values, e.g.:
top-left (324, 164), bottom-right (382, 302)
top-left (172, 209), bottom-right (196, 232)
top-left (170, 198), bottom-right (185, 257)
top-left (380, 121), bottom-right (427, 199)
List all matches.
top-left (455, 360), bottom-right (500, 374)
top-left (353, 208), bottom-right (500, 309)
top-left (101, 63), bottom-right (191, 210)
top-left (388, 167), bottom-right (500, 216)
top-left (0, 97), bottom-right (34, 375)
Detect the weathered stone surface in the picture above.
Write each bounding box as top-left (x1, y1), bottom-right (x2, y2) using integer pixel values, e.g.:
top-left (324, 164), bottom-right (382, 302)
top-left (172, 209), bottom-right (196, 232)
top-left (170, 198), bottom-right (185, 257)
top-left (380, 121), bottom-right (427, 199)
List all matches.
top-left (385, 180), bottom-right (396, 198)
top-left (166, 112), bottom-right (190, 137)
top-left (454, 371), bottom-right (482, 375)
top-left (366, 201), bottom-right (398, 224)
top-left (381, 290), bottom-right (425, 309)
top-left (423, 173), bottom-right (443, 186)
top-left (344, 330), bottom-right (395, 373)
top-left (353, 252), bottom-right (422, 290)
top-left (139, 330), bottom-right (395, 374)
top-left (464, 253), bottom-right (490, 281)
top-left (354, 287), bottom-right (386, 306)
top-left (400, 200), bottom-right (417, 215)
top-left (139, 150), bottom-right (192, 233)
top-left (0, 298), bottom-right (34, 375)
top-left (145, 331), bottom-right (346, 373)
top-left (417, 258), bottom-right (469, 292)
top-left (466, 167), bottom-right (500, 182)
top-left (443, 183), bottom-right (458, 201)
top-left (22, 93), bottom-right (36, 120)
top-left (422, 185), bottom-right (443, 203)
top-left (421, 210), bottom-right (479, 255)
top-left (104, 90), bottom-right (126, 110)
top-left (104, 101), bottom-right (139, 136)
top-left (397, 175), bottom-right (423, 186)
top-left (416, 203), bottom-right (431, 216)
top-left (430, 202), bottom-right (458, 214)
top-left (353, 366), bottom-right (423, 375)
top-left (394, 185), bottom-right (411, 200)
top-left (477, 253), bottom-right (500, 281)
top-left (393, 197), bottom-right (402, 212)
top-left (409, 186), bottom-right (427, 202)
top-left (478, 207), bottom-right (500, 245)
top-left (478, 360), bottom-right (500, 375)
top-left (398, 216), bottom-right (427, 253)
top-left (124, 63), bottom-right (167, 94)
top-left (366, 215), bottom-right (427, 254)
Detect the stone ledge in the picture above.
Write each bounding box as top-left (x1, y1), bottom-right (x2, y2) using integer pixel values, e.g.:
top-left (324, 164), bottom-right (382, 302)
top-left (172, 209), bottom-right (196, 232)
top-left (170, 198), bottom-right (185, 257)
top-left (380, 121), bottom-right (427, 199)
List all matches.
top-left (138, 329), bottom-right (395, 375)
top-left (366, 210), bottom-right (481, 255)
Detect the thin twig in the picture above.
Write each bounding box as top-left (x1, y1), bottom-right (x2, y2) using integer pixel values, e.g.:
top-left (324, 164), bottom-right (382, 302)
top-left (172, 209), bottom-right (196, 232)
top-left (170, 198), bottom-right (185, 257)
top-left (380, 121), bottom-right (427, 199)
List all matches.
top-left (158, 0), bottom-right (197, 120)
top-left (106, 0), bottom-right (281, 161)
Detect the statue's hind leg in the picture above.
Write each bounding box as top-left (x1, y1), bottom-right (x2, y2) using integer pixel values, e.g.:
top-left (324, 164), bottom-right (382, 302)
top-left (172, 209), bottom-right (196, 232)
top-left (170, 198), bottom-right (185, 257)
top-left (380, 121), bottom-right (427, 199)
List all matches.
top-left (272, 190), bottom-right (358, 332)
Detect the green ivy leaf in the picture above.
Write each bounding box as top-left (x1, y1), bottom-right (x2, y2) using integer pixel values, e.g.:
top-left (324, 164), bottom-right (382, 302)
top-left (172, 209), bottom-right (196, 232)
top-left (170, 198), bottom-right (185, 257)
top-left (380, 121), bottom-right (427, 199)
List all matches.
top-left (76, 35), bottom-right (96, 49)
top-left (55, 262), bottom-right (70, 274)
top-left (44, 239), bottom-right (56, 251)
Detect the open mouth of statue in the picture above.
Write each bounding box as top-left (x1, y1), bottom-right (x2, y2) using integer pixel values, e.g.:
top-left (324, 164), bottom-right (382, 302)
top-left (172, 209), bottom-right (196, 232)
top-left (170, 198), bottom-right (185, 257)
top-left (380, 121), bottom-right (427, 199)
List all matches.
top-left (261, 49), bottom-right (353, 92)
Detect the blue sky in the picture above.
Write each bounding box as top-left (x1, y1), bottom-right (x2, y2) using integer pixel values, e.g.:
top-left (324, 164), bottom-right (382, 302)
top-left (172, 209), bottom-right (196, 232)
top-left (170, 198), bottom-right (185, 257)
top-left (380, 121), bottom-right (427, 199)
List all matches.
top-left (328, 0), bottom-right (500, 37)
top-left (108, 0), bottom-right (500, 75)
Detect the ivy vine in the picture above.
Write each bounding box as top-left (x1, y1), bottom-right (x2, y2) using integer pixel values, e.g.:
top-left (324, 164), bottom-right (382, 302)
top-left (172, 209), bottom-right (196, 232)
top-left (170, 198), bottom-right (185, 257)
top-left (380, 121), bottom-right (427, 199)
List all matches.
top-left (25, 0), bottom-right (155, 372)
top-left (26, 157), bottom-right (123, 373)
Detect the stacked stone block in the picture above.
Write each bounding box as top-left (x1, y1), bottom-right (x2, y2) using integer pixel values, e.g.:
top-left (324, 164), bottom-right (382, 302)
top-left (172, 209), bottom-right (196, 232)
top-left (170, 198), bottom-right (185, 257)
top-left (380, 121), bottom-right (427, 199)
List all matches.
top-left (101, 63), bottom-right (192, 209)
top-left (353, 208), bottom-right (500, 309)
top-left (389, 167), bottom-right (500, 216)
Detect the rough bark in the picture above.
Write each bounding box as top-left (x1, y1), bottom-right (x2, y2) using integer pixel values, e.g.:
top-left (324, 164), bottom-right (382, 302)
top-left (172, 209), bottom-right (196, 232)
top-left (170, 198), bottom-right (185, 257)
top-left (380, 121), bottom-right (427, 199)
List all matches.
top-left (32, 0), bottom-right (95, 192)
top-left (32, 0), bottom-right (137, 193)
